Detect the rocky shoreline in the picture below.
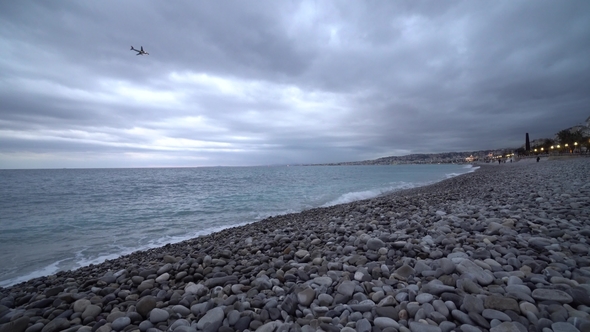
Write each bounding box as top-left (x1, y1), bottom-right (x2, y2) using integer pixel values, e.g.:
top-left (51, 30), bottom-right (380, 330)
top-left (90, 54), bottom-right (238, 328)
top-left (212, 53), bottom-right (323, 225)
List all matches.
top-left (1, 158), bottom-right (589, 332)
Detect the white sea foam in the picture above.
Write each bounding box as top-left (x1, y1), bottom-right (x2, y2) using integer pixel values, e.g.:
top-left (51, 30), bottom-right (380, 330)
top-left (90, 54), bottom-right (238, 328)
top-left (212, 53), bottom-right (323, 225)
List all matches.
top-left (143, 222), bottom-right (253, 249)
top-left (322, 182), bottom-right (420, 207)
top-left (74, 251), bottom-right (128, 269)
top-left (322, 189), bottom-right (385, 207)
top-left (446, 164), bottom-right (479, 178)
top-left (0, 259), bottom-right (66, 288)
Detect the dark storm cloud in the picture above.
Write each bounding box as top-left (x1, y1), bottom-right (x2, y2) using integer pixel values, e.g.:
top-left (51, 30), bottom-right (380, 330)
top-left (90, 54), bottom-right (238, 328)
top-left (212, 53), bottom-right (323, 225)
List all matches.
top-left (1, 0), bottom-right (589, 168)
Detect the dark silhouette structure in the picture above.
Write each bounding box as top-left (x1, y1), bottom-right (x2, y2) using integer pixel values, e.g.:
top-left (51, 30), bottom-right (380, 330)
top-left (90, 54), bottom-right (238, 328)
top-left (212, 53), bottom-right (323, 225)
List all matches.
top-left (525, 133), bottom-right (531, 153)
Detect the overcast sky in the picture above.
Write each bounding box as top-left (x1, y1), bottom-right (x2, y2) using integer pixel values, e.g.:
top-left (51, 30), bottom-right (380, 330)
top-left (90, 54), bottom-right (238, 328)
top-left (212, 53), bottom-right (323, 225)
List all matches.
top-left (1, 1), bottom-right (589, 168)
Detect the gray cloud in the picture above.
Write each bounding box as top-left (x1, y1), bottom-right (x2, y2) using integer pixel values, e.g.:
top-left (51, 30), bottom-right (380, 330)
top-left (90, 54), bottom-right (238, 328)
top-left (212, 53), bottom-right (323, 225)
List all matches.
top-left (1, 0), bottom-right (589, 168)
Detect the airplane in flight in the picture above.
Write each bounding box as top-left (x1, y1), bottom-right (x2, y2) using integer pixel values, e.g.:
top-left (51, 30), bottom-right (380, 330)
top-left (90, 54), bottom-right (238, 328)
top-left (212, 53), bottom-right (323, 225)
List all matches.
top-left (130, 46), bottom-right (149, 55)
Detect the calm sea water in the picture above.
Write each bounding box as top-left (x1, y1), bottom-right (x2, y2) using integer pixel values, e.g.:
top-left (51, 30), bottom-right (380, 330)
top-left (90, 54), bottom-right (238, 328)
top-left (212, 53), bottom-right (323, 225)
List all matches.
top-left (0, 164), bottom-right (475, 287)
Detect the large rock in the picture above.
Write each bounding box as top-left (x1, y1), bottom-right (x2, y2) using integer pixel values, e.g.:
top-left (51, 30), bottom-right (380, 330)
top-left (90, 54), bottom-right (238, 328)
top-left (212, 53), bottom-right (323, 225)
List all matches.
top-left (421, 280), bottom-right (455, 295)
top-left (374, 317), bottom-right (399, 329)
top-left (279, 294), bottom-right (298, 315)
top-left (570, 244), bottom-right (589, 254)
top-left (137, 279), bottom-right (155, 292)
top-left (204, 276), bottom-right (238, 288)
top-left (409, 321), bottom-right (442, 332)
top-left (185, 282), bottom-right (207, 295)
top-left (393, 264), bottom-right (415, 280)
top-left (235, 316), bottom-right (251, 331)
top-left (295, 250), bottom-right (309, 258)
top-left (462, 294), bottom-right (484, 313)
top-left (0, 317), bottom-right (29, 332)
top-left (73, 299), bottom-right (91, 313)
top-left (337, 280), bottom-right (356, 297)
top-left (149, 308), bottom-right (169, 324)
top-left (439, 258), bottom-right (455, 274)
top-left (111, 316), bottom-right (131, 331)
top-left (197, 307), bottom-right (225, 331)
top-left (297, 287), bottom-right (316, 306)
top-left (486, 220), bottom-right (505, 235)
top-left (136, 296), bottom-right (157, 318)
top-left (95, 324), bottom-right (113, 332)
top-left (456, 260), bottom-right (494, 285)
top-left (484, 295), bottom-right (520, 313)
top-left (81, 304), bottom-right (102, 320)
top-left (490, 322), bottom-right (521, 332)
top-left (256, 321), bottom-right (283, 332)
top-left (44, 286), bottom-right (64, 297)
top-left (482, 309), bottom-right (511, 321)
top-left (155, 272), bottom-right (170, 283)
top-left (313, 276), bottom-right (333, 287)
top-left (169, 319), bottom-right (190, 331)
top-left (106, 311), bottom-right (126, 323)
top-left (367, 238), bottom-right (385, 250)
top-left (528, 237), bottom-right (551, 250)
top-left (570, 286), bottom-right (590, 306)
top-left (41, 317), bottom-right (70, 332)
top-left (157, 263), bottom-right (172, 275)
top-left (252, 275), bottom-right (272, 290)
top-left (172, 305), bottom-right (191, 316)
top-left (355, 318), bottom-right (372, 332)
top-left (532, 289), bottom-right (573, 303)
top-left (551, 322), bottom-right (580, 332)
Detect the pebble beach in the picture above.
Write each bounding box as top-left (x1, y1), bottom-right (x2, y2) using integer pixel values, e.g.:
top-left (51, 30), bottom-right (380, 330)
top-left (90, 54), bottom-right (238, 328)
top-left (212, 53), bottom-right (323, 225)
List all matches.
top-left (1, 158), bottom-right (589, 332)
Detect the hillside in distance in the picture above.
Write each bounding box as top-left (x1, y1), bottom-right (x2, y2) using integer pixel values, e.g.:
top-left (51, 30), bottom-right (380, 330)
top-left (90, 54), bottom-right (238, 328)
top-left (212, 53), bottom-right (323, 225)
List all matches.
top-left (312, 149), bottom-right (504, 166)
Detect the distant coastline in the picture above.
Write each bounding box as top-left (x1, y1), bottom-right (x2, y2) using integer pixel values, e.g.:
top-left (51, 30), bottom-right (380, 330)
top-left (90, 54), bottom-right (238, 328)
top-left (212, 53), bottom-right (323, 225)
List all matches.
top-left (307, 149), bottom-right (504, 166)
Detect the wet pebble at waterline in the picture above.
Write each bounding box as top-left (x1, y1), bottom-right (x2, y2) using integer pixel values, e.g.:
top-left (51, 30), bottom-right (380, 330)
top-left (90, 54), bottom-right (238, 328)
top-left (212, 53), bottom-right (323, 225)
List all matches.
top-left (1, 158), bottom-right (589, 332)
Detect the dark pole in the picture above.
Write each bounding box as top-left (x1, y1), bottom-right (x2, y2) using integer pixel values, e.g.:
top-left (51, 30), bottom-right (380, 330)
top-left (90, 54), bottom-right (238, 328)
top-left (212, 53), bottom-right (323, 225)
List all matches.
top-left (525, 133), bottom-right (530, 153)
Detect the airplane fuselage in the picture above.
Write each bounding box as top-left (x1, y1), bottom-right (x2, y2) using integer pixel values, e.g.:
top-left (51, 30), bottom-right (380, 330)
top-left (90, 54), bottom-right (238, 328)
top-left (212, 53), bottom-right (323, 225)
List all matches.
top-left (130, 46), bottom-right (149, 55)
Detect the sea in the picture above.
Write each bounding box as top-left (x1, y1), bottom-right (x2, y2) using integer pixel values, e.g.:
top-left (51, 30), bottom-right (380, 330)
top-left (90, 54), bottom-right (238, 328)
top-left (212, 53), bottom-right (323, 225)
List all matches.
top-left (0, 164), bottom-right (477, 288)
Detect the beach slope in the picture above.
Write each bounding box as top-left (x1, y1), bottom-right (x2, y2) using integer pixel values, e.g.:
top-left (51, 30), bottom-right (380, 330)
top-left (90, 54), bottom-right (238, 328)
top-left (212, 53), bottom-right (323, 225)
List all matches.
top-left (1, 158), bottom-right (589, 332)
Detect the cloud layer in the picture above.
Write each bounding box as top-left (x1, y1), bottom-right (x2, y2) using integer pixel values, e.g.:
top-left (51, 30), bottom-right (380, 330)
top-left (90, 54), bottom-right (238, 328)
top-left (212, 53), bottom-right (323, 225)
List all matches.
top-left (1, 1), bottom-right (589, 168)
